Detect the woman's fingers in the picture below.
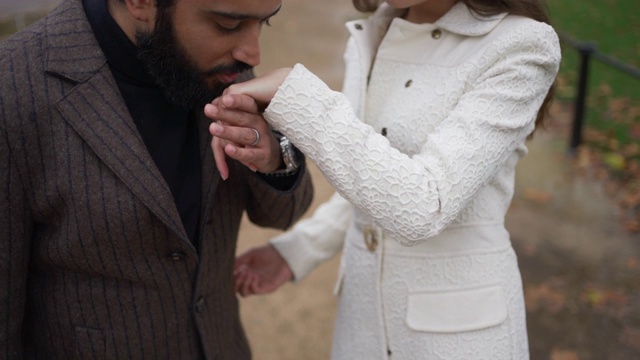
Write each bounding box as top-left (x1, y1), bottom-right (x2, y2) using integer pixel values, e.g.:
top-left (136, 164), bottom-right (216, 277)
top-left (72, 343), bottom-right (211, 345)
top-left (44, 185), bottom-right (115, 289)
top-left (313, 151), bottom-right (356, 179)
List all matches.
top-left (223, 68), bottom-right (293, 104)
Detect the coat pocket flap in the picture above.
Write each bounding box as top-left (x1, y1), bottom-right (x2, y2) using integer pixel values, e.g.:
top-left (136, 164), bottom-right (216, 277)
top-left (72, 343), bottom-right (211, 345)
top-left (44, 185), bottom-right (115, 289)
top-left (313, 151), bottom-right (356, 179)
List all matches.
top-left (406, 285), bottom-right (508, 333)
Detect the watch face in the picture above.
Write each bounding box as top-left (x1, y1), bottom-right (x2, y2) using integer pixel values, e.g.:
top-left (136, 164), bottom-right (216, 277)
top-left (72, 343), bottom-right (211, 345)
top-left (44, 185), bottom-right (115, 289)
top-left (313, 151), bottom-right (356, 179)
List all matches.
top-left (280, 136), bottom-right (299, 172)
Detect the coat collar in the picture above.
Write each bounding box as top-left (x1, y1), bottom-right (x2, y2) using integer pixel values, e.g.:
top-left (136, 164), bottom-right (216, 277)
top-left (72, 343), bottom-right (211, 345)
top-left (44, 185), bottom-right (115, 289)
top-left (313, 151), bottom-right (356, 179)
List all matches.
top-left (349, 1), bottom-right (508, 39)
top-left (44, 0), bottom-right (212, 251)
top-left (435, 2), bottom-right (508, 36)
top-left (44, 0), bottom-right (107, 83)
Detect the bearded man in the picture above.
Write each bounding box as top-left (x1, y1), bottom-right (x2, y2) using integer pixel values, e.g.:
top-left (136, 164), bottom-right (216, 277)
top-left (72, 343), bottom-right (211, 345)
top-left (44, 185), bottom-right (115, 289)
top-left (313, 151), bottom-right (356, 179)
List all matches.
top-left (0, 0), bottom-right (313, 358)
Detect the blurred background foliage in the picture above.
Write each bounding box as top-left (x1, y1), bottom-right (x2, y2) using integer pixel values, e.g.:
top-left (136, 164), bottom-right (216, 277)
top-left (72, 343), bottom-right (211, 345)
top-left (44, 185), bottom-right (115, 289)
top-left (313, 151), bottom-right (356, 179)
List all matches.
top-left (548, 0), bottom-right (640, 232)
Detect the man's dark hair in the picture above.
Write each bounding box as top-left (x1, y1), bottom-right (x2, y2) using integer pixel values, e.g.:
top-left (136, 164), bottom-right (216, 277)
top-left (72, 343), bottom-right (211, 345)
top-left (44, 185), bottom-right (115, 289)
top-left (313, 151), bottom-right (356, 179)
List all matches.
top-left (116, 0), bottom-right (175, 8)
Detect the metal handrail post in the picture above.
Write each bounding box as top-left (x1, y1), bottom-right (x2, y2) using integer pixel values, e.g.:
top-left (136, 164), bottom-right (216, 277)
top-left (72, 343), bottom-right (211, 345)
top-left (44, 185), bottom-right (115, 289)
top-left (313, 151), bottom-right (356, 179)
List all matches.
top-left (569, 42), bottom-right (597, 153)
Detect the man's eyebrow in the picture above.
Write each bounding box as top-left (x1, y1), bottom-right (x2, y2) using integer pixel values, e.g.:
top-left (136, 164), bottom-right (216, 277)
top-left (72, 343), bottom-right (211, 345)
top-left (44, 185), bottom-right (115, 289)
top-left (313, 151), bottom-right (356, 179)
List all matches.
top-left (210, 5), bottom-right (282, 21)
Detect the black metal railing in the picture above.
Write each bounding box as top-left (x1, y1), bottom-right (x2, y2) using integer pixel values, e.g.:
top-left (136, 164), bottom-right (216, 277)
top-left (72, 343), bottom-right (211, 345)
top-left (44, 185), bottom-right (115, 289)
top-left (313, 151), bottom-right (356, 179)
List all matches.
top-left (559, 33), bottom-right (640, 153)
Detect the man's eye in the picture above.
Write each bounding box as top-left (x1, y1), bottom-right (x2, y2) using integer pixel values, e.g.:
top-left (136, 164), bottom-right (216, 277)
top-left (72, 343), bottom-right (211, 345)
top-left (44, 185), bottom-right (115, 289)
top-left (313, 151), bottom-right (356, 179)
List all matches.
top-left (216, 22), bottom-right (242, 33)
top-left (261, 18), bottom-right (272, 27)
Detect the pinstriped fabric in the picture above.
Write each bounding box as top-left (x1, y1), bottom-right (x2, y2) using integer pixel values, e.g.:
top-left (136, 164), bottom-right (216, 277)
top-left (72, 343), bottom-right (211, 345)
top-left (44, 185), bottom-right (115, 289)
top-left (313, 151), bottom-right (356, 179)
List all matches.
top-left (0, 0), bottom-right (314, 359)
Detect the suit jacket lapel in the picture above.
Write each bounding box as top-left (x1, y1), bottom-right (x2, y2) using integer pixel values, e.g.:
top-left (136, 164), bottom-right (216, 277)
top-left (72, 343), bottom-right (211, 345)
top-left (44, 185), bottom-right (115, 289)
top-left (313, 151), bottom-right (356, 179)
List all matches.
top-left (46, 0), bottom-right (191, 246)
top-left (198, 110), bottom-right (220, 229)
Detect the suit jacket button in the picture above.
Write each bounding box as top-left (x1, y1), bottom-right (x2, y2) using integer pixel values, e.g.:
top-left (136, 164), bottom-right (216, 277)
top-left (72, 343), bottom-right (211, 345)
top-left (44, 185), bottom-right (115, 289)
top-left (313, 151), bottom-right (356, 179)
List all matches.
top-left (169, 252), bottom-right (186, 261)
top-left (195, 296), bottom-right (205, 314)
top-left (431, 29), bottom-right (442, 39)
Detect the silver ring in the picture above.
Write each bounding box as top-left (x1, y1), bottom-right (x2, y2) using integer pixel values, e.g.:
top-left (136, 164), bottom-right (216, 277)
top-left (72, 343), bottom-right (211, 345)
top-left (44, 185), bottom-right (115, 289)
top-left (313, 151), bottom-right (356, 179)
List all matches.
top-left (249, 128), bottom-right (260, 147)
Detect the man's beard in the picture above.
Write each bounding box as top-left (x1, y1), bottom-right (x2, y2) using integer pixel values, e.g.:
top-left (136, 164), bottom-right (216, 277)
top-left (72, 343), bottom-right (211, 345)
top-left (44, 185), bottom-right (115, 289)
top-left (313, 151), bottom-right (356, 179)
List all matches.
top-left (135, 8), bottom-right (252, 109)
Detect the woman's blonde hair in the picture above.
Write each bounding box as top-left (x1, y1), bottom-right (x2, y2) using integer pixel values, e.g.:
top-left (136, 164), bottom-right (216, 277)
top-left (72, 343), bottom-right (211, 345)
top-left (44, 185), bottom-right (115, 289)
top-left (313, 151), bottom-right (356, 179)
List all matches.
top-left (352, 0), bottom-right (556, 133)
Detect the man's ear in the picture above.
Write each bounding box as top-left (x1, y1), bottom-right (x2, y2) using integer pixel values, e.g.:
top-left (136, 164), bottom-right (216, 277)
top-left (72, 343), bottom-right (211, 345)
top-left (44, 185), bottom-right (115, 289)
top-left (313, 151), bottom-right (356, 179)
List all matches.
top-left (122, 0), bottom-right (157, 25)
top-left (108, 0), bottom-right (158, 43)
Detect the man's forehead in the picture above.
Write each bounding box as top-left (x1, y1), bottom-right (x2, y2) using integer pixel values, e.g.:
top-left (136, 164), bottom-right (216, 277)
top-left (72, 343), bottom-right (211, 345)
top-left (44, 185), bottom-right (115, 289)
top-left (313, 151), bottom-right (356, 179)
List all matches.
top-left (190, 0), bottom-right (283, 19)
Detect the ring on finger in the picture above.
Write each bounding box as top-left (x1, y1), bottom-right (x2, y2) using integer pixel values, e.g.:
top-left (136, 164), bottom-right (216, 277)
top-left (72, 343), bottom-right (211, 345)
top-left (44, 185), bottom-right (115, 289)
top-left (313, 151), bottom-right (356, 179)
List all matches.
top-left (249, 128), bottom-right (260, 147)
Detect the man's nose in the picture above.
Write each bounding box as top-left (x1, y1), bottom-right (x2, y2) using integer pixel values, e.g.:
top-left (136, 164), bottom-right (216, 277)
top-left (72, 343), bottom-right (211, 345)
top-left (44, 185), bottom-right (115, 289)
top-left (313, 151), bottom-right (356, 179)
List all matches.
top-left (232, 27), bottom-right (261, 67)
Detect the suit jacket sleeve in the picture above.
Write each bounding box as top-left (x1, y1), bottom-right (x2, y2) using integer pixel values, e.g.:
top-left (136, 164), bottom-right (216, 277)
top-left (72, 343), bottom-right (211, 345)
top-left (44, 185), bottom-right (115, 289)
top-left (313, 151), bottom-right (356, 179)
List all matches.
top-left (0, 115), bottom-right (33, 358)
top-left (243, 160), bottom-right (314, 230)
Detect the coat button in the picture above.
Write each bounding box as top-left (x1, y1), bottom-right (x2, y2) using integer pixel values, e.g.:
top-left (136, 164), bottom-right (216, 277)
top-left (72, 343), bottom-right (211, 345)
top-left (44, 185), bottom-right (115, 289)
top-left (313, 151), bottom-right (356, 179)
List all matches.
top-left (168, 252), bottom-right (186, 261)
top-left (405, 79), bottom-right (413, 88)
top-left (195, 296), bottom-right (205, 314)
top-left (363, 226), bottom-right (378, 252)
top-left (431, 29), bottom-right (442, 39)
top-left (355, 23), bottom-right (363, 30)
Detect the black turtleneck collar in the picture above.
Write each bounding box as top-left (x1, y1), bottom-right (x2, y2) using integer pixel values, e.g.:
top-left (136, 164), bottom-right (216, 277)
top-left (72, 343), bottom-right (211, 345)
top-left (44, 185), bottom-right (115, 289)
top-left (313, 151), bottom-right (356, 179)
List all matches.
top-left (83, 0), bottom-right (203, 245)
top-left (83, 0), bottom-right (156, 86)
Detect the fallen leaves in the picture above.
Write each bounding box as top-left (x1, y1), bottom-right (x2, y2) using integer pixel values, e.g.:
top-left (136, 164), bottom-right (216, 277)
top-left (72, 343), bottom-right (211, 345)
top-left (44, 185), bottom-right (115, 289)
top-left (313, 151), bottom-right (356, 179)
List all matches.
top-left (523, 188), bottom-right (553, 205)
top-left (525, 282), bottom-right (566, 314)
top-left (570, 124), bottom-right (640, 233)
top-left (550, 348), bottom-right (580, 360)
top-left (582, 286), bottom-right (630, 309)
top-left (567, 84), bottom-right (640, 234)
top-left (620, 326), bottom-right (640, 352)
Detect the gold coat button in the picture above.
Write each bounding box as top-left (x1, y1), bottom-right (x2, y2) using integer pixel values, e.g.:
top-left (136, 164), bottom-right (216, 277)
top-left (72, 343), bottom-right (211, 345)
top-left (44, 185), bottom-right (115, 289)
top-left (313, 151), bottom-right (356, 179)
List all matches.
top-left (363, 226), bottom-right (378, 252)
top-left (431, 29), bottom-right (442, 39)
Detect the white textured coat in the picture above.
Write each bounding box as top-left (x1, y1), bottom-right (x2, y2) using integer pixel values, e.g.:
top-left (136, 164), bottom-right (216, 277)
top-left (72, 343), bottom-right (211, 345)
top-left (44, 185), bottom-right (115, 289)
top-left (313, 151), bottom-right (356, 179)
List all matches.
top-left (267, 3), bottom-right (561, 359)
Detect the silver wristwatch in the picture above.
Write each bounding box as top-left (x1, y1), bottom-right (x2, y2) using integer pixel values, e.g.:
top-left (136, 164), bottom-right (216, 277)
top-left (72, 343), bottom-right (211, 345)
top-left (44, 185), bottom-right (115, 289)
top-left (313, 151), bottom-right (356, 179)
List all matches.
top-left (265, 133), bottom-right (300, 176)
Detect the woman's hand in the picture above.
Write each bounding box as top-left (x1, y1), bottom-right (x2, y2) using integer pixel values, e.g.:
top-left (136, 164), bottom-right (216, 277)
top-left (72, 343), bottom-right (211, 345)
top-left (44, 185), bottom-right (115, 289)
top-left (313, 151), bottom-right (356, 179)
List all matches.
top-left (222, 67), bottom-right (293, 108)
top-left (233, 244), bottom-right (294, 297)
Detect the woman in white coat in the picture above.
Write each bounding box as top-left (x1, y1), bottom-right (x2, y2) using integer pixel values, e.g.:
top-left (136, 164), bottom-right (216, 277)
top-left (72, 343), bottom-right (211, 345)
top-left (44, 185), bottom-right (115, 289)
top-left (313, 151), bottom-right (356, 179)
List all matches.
top-left (207, 0), bottom-right (561, 358)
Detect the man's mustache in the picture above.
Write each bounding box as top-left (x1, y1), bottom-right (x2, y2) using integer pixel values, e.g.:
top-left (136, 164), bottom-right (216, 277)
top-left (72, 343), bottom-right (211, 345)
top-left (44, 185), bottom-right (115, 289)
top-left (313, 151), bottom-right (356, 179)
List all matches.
top-left (204, 62), bottom-right (253, 77)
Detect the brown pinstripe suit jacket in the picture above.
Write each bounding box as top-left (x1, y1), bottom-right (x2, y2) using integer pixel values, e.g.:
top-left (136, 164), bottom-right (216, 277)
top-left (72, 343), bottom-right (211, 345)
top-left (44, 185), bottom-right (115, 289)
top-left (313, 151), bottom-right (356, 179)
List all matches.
top-left (0, 1), bottom-right (314, 358)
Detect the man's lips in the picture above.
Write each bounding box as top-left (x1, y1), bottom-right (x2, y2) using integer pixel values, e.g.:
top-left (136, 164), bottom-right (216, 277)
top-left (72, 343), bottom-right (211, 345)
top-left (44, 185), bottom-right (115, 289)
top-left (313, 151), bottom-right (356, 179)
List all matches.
top-left (216, 72), bottom-right (240, 84)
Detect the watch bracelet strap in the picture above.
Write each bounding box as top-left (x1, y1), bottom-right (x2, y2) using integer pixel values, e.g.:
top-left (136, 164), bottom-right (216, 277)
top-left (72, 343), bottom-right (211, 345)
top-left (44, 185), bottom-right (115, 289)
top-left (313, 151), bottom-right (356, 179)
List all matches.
top-left (261, 132), bottom-right (301, 177)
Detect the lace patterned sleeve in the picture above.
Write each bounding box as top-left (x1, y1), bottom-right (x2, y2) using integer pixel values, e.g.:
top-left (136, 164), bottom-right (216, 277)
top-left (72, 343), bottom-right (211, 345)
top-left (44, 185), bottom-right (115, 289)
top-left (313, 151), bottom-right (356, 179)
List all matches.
top-left (271, 192), bottom-right (352, 281)
top-left (264, 23), bottom-right (560, 245)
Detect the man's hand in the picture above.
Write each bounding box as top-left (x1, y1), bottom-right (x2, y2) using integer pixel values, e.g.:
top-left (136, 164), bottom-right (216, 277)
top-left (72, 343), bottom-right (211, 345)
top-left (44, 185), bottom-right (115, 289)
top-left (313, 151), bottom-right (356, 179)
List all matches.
top-left (233, 244), bottom-right (293, 297)
top-left (205, 94), bottom-right (281, 180)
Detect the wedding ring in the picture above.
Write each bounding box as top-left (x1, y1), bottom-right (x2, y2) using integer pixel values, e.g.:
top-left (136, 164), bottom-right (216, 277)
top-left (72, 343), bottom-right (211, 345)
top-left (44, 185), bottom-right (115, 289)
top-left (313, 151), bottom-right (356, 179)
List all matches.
top-left (249, 128), bottom-right (260, 147)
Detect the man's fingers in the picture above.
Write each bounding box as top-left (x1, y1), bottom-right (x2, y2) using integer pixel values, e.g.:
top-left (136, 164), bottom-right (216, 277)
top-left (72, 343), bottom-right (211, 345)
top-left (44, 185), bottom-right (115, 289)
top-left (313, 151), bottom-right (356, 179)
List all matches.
top-left (211, 136), bottom-right (230, 180)
top-left (224, 145), bottom-right (262, 172)
top-left (211, 122), bottom-right (263, 148)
